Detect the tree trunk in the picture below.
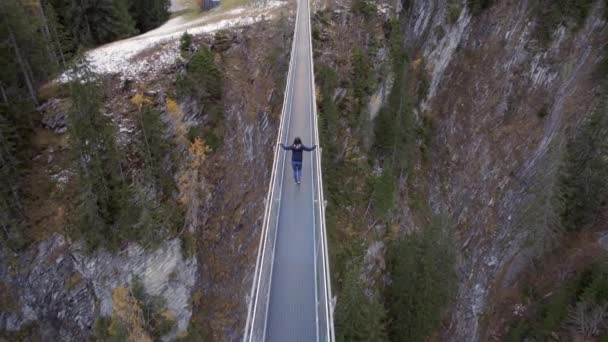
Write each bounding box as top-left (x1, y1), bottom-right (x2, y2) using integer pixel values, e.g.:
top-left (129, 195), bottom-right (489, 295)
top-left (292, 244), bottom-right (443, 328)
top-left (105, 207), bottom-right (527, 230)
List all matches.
top-left (38, 0), bottom-right (60, 69)
top-left (45, 0), bottom-right (67, 69)
top-left (85, 14), bottom-right (93, 45)
top-left (0, 82), bottom-right (8, 104)
top-left (0, 133), bottom-right (24, 211)
top-left (7, 29), bottom-right (38, 106)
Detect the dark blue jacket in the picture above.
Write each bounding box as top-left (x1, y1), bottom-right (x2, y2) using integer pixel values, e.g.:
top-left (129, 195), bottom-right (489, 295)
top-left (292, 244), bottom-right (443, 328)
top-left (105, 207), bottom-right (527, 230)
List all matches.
top-left (280, 143), bottom-right (316, 162)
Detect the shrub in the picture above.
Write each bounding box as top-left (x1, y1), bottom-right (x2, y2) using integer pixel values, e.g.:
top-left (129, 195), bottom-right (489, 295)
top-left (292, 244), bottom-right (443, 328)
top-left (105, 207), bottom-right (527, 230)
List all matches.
top-left (38, 81), bottom-right (71, 101)
top-left (352, 48), bottom-right (376, 125)
top-left (312, 27), bottom-right (320, 41)
top-left (417, 113), bottom-right (436, 161)
top-left (181, 231), bottom-right (197, 258)
top-left (131, 276), bottom-right (177, 339)
top-left (566, 301), bottom-right (608, 337)
top-left (505, 320), bottom-right (532, 342)
top-left (534, 0), bottom-right (594, 44)
top-left (435, 25), bottom-right (446, 40)
top-left (468, 0), bottom-right (494, 15)
top-left (507, 263), bottom-right (608, 340)
top-left (0, 322), bottom-right (39, 341)
top-left (180, 31), bottom-right (193, 52)
top-left (371, 166), bottom-right (396, 218)
top-left (187, 125), bottom-right (204, 143)
top-left (352, 0), bottom-right (376, 18)
top-left (447, 1), bottom-right (463, 23)
top-left (95, 315), bottom-right (130, 341)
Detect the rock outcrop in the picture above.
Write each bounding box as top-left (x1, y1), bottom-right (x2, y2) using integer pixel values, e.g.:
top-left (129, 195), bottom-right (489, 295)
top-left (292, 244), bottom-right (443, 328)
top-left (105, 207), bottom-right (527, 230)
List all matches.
top-left (0, 234), bottom-right (197, 340)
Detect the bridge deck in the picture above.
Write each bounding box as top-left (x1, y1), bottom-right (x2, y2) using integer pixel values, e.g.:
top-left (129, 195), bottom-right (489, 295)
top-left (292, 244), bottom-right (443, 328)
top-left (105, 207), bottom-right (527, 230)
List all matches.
top-left (265, 0), bottom-right (319, 340)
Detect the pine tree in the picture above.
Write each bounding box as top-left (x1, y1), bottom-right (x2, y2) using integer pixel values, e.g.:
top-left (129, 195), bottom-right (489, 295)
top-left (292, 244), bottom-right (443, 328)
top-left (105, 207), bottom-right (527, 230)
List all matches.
top-left (48, 0), bottom-right (93, 48)
top-left (0, 103), bottom-right (32, 250)
top-left (68, 63), bottom-right (137, 251)
top-left (180, 31), bottom-right (193, 53)
top-left (559, 99), bottom-right (608, 232)
top-left (135, 106), bottom-right (176, 198)
top-left (0, 0), bottom-right (58, 250)
top-left (178, 46), bottom-right (223, 102)
top-left (374, 17), bottom-right (414, 174)
top-left (89, 0), bottom-right (137, 44)
top-left (49, 0), bottom-right (137, 49)
top-left (387, 216), bottom-right (456, 341)
top-left (335, 264), bottom-right (388, 342)
top-left (131, 103), bottom-right (183, 246)
top-left (1, 0), bottom-right (55, 104)
top-left (177, 47), bottom-right (225, 149)
top-left (128, 0), bottom-right (169, 33)
top-left (41, 0), bottom-right (72, 65)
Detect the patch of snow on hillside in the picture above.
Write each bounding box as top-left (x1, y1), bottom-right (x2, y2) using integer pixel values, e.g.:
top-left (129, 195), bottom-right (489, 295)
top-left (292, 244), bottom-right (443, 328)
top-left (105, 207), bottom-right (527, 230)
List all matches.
top-left (74, 1), bottom-right (286, 80)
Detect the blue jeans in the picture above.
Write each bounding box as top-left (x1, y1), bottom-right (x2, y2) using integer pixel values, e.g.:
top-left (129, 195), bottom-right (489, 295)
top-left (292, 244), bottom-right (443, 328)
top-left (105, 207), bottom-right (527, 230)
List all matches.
top-left (291, 161), bottom-right (302, 182)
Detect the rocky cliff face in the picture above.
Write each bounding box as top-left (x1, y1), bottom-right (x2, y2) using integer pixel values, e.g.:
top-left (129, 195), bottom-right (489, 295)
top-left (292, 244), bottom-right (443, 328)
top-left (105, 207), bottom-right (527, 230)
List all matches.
top-left (0, 235), bottom-right (196, 340)
top-left (313, 0), bottom-right (606, 340)
top-left (402, 1), bottom-right (606, 340)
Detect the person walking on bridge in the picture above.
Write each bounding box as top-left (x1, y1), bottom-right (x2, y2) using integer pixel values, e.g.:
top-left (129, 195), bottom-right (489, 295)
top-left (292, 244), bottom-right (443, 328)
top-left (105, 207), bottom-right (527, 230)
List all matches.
top-left (279, 137), bottom-right (316, 185)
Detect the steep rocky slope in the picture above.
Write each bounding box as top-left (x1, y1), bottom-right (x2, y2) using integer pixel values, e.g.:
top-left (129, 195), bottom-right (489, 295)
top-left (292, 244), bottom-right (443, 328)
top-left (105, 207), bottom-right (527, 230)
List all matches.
top-left (405, 1), bottom-right (606, 340)
top-left (312, 0), bottom-right (607, 340)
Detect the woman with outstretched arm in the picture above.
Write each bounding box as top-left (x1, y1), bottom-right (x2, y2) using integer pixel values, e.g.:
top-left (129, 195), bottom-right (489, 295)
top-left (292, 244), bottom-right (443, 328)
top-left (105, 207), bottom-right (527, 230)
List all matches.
top-left (279, 137), bottom-right (316, 185)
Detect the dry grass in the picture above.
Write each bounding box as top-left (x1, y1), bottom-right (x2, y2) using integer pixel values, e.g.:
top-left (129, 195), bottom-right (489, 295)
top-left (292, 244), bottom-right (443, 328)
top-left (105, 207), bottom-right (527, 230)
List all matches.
top-left (111, 287), bottom-right (152, 342)
top-left (0, 282), bottom-right (17, 312)
top-left (24, 128), bottom-right (74, 243)
top-left (65, 272), bottom-right (82, 290)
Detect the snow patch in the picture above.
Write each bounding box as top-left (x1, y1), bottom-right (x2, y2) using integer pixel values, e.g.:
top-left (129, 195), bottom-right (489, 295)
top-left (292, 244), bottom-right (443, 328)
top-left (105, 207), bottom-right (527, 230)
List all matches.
top-left (62, 1), bottom-right (287, 81)
top-left (50, 170), bottom-right (74, 190)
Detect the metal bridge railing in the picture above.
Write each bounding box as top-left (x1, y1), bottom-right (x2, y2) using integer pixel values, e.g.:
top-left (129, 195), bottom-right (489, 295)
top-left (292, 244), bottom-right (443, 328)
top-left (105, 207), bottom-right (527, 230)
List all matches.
top-left (242, 2), bottom-right (298, 339)
top-left (306, 0), bottom-right (335, 336)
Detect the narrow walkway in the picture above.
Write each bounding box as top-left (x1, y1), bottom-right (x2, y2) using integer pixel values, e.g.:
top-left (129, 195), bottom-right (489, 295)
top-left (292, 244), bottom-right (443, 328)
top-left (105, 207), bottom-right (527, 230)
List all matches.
top-left (265, 0), bottom-right (318, 339)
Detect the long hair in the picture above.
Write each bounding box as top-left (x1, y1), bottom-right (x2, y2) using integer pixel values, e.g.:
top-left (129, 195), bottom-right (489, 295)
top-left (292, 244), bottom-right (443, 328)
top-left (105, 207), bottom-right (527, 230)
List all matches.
top-left (293, 137), bottom-right (302, 149)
